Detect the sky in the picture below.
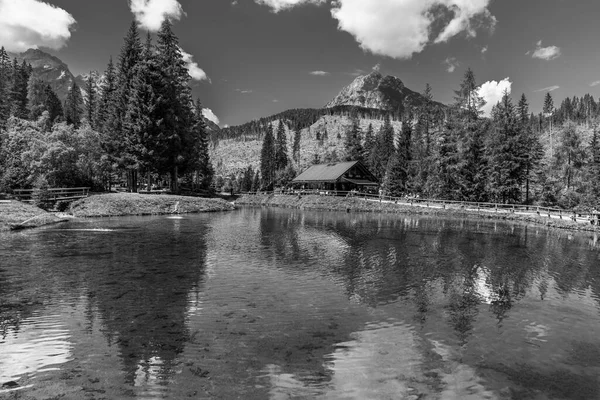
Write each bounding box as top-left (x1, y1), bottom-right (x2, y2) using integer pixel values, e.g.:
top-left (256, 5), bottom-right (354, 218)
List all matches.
top-left (1, 0), bottom-right (600, 127)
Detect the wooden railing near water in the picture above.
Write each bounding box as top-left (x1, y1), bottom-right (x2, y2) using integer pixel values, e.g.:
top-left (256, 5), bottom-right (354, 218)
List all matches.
top-left (241, 190), bottom-right (600, 225)
top-left (11, 187), bottom-right (90, 203)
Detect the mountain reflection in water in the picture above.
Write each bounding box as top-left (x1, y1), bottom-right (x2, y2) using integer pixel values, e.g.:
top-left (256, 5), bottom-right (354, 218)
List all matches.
top-left (0, 208), bottom-right (599, 399)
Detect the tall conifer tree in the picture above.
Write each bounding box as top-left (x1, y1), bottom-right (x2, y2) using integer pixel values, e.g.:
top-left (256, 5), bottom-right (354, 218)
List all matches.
top-left (260, 123), bottom-right (276, 189)
top-left (275, 120), bottom-right (288, 170)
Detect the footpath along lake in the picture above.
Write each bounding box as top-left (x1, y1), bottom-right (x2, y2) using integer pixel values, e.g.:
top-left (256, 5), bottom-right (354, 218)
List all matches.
top-left (1, 207), bottom-right (600, 399)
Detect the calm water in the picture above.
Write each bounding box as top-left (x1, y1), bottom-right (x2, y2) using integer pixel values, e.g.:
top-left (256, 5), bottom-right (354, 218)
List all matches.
top-left (1, 208), bottom-right (600, 399)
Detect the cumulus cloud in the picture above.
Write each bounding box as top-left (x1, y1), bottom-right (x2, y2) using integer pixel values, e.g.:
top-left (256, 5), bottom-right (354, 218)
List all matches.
top-left (534, 85), bottom-right (560, 92)
top-left (443, 57), bottom-right (459, 73)
top-left (530, 40), bottom-right (561, 60)
top-left (481, 45), bottom-right (488, 54)
top-left (590, 81), bottom-right (600, 87)
top-left (254, 0), bottom-right (325, 12)
top-left (129, 0), bottom-right (185, 31)
top-left (178, 48), bottom-right (210, 82)
top-left (202, 108), bottom-right (220, 126)
top-left (330, 0), bottom-right (496, 59)
top-left (477, 77), bottom-right (512, 117)
top-left (0, 0), bottom-right (76, 52)
top-left (310, 70), bottom-right (330, 76)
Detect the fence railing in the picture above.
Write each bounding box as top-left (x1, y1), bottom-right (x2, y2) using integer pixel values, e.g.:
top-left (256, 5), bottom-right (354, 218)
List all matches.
top-left (11, 187), bottom-right (90, 203)
top-left (240, 190), bottom-right (600, 224)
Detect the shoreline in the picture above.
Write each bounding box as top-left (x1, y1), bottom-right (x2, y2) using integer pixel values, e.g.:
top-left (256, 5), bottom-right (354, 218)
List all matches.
top-left (0, 193), bottom-right (235, 232)
top-left (236, 193), bottom-right (600, 233)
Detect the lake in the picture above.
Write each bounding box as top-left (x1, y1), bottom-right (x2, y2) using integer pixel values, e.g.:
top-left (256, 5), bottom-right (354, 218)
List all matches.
top-left (1, 207), bottom-right (600, 399)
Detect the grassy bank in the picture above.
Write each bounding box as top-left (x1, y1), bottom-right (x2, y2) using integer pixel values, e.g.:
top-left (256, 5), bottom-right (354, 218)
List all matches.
top-left (69, 192), bottom-right (234, 218)
top-left (0, 201), bottom-right (70, 231)
top-left (236, 194), bottom-right (600, 233)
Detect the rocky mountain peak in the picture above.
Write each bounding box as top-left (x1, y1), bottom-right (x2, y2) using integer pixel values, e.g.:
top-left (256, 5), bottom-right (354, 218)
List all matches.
top-left (325, 71), bottom-right (431, 111)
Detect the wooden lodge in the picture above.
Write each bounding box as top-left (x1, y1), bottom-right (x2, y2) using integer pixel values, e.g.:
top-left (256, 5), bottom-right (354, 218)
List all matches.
top-left (291, 160), bottom-right (379, 193)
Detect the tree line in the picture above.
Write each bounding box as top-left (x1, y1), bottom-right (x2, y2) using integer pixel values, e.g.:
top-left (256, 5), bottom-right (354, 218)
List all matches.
top-left (0, 20), bottom-right (213, 194)
top-left (252, 69), bottom-right (600, 210)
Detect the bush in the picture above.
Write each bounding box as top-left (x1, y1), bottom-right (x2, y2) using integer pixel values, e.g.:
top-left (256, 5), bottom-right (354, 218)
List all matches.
top-left (31, 176), bottom-right (51, 210)
top-left (55, 200), bottom-right (71, 212)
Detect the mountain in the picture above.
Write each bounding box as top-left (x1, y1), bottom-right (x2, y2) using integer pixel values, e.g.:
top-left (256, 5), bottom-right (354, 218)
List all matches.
top-left (211, 73), bottom-right (447, 179)
top-left (326, 70), bottom-right (443, 111)
top-left (10, 48), bottom-right (77, 101)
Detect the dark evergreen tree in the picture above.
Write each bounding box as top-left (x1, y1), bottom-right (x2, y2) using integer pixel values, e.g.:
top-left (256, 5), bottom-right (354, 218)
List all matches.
top-left (123, 35), bottom-right (161, 189)
top-left (0, 47), bottom-right (12, 126)
top-left (97, 57), bottom-right (117, 133)
top-left (344, 117), bottom-right (363, 161)
top-left (454, 68), bottom-right (485, 120)
top-left (487, 92), bottom-right (523, 203)
top-left (64, 81), bottom-right (83, 128)
top-left (384, 117), bottom-right (412, 196)
top-left (275, 120), bottom-right (288, 170)
top-left (426, 119), bottom-right (460, 199)
top-left (44, 84), bottom-right (64, 125)
top-left (191, 99), bottom-right (214, 189)
top-left (260, 123), bottom-right (276, 189)
top-left (518, 93), bottom-right (543, 203)
top-left (369, 115), bottom-right (395, 179)
top-left (362, 123), bottom-right (375, 165)
top-left (85, 73), bottom-right (97, 128)
top-left (241, 166), bottom-right (254, 192)
top-left (10, 60), bottom-right (31, 119)
top-left (588, 128), bottom-right (600, 205)
top-left (155, 19), bottom-right (195, 192)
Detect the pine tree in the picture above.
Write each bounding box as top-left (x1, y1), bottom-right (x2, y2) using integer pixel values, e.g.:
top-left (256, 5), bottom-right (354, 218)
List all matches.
top-left (192, 99), bottom-right (214, 189)
top-left (384, 117), bottom-right (412, 196)
top-left (241, 166), bottom-right (254, 192)
top-left (275, 120), bottom-right (288, 170)
top-left (589, 128), bottom-right (600, 204)
top-left (344, 116), bottom-right (363, 161)
top-left (44, 84), bottom-right (64, 125)
top-left (426, 119), bottom-right (460, 199)
top-left (260, 123), bottom-right (276, 190)
top-left (10, 60), bottom-right (30, 119)
top-left (155, 19), bottom-right (195, 192)
top-left (454, 68), bottom-right (485, 120)
top-left (97, 57), bottom-right (117, 133)
top-left (123, 34), bottom-right (161, 183)
top-left (292, 128), bottom-right (301, 163)
top-left (369, 114), bottom-right (395, 179)
top-left (85, 73), bottom-right (97, 128)
top-left (487, 92), bottom-right (523, 203)
top-left (362, 122), bottom-right (375, 164)
top-left (64, 81), bottom-right (83, 128)
top-left (0, 47), bottom-right (12, 125)
top-left (518, 93), bottom-right (543, 203)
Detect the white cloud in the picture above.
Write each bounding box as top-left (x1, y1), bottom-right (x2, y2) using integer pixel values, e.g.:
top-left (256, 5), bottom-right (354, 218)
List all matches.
top-left (179, 48), bottom-right (210, 82)
top-left (235, 89), bottom-right (253, 94)
top-left (477, 77), bottom-right (512, 117)
top-left (481, 45), bottom-right (488, 54)
top-left (310, 70), bottom-right (330, 76)
top-left (254, 0), bottom-right (325, 12)
top-left (590, 81), bottom-right (600, 87)
top-left (202, 108), bottom-right (220, 126)
top-left (530, 40), bottom-right (561, 60)
top-left (534, 85), bottom-right (560, 92)
top-left (330, 0), bottom-right (496, 59)
top-left (443, 57), bottom-right (459, 73)
top-left (129, 0), bottom-right (185, 31)
top-left (0, 0), bottom-right (76, 52)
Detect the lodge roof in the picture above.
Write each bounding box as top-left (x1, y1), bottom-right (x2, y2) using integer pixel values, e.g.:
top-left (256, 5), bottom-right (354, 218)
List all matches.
top-left (292, 160), bottom-right (378, 184)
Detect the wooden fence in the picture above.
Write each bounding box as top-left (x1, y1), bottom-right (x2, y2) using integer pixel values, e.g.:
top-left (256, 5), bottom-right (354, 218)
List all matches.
top-left (11, 187), bottom-right (90, 203)
top-left (241, 190), bottom-right (600, 224)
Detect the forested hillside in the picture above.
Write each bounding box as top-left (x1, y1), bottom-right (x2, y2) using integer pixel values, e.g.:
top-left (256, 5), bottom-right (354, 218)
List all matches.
top-left (220, 70), bottom-right (600, 211)
top-left (0, 21), bottom-right (213, 196)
